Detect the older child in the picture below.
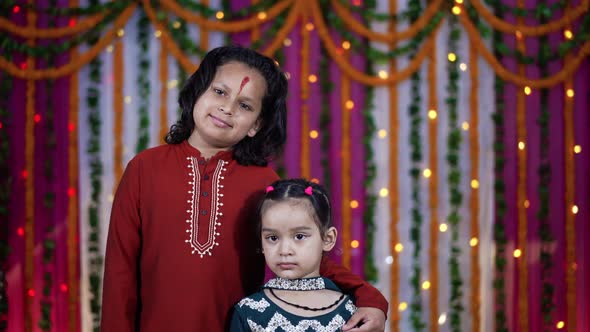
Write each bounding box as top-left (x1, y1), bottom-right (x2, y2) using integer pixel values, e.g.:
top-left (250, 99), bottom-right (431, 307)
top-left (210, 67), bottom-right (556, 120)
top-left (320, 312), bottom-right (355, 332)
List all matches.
top-left (101, 46), bottom-right (387, 332)
top-left (231, 179), bottom-right (371, 331)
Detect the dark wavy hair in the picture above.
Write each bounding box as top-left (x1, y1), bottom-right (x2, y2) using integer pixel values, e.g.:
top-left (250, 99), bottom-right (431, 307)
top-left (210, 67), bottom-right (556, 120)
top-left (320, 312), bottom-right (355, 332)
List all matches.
top-left (165, 45), bottom-right (288, 166)
top-left (257, 179), bottom-right (333, 240)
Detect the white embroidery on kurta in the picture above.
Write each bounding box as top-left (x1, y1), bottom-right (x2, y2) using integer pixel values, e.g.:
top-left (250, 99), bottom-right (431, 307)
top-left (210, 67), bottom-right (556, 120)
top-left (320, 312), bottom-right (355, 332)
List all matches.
top-left (184, 157), bottom-right (227, 257)
top-left (238, 297), bottom-right (271, 312)
top-left (247, 312), bottom-right (346, 332)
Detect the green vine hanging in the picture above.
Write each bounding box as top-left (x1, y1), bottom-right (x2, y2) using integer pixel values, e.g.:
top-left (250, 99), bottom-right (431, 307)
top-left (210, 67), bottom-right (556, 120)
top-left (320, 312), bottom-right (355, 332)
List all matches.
top-left (360, 0), bottom-right (378, 283)
top-left (136, 9), bottom-right (151, 153)
top-left (492, 9), bottom-right (508, 330)
top-left (85, 0), bottom-right (105, 327)
top-left (407, 0), bottom-right (425, 327)
top-left (536, 5), bottom-right (555, 329)
top-left (445, 12), bottom-right (464, 332)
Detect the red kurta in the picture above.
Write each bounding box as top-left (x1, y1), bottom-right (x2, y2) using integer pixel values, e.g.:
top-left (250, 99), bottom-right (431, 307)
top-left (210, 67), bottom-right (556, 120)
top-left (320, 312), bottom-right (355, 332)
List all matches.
top-left (101, 141), bottom-right (387, 331)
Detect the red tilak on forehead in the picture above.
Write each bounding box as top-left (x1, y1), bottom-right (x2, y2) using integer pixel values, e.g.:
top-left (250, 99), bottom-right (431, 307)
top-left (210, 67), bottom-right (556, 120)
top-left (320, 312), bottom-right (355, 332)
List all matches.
top-left (238, 76), bottom-right (250, 94)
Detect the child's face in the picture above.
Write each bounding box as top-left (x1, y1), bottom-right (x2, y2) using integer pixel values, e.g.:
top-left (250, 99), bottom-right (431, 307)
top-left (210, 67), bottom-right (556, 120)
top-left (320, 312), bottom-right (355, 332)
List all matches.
top-left (188, 61), bottom-right (266, 151)
top-left (260, 199), bottom-right (336, 279)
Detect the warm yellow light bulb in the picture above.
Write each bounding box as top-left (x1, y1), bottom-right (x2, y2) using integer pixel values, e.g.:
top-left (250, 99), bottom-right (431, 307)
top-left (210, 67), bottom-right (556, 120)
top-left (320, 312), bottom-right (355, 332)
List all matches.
top-left (448, 53), bottom-right (457, 62)
top-left (379, 188), bottom-right (389, 197)
top-left (557, 321), bottom-right (565, 329)
top-left (572, 205), bottom-right (579, 214)
top-left (283, 38), bottom-right (292, 47)
top-left (524, 86), bottom-right (532, 95)
top-left (524, 199), bottom-right (530, 208)
top-left (378, 129), bottom-right (387, 138)
top-left (308, 75), bottom-right (318, 83)
top-left (309, 130), bottom-right (319, 139)
top-left (452, 5), bottom-right (461, 14)
top-left (518, 141), bottom-right (526, 150)
top-left (428, 110), bottom-right (437, 119)
top-left (350, 200), bottom-right (359, 209)
top-left (423, 168), bottom-right (432, 178)
top-left (342, 41), bottom-right (351, 50)
top-left (154, 30), bottom-right (162, 38)
top-left (462, 121), bottom-right (470, 131)
top-left (167, 80), bottom-right (178, 90)
top-left (422, 281), bottom-right (431, 290)
top-left (394, 243), bottom-right (404, 253)
top-left (345, 100), bottom-right (355, 110)
top-left (471, 179), bottom-right (479, 189)
top-left (305, 23), bottom-right (314, 31)
top-left (513, 249), bottom-right (522, 258)
top-left (438, 313), bottom-right (447, 325)
top-left (378, 70), bottom-right (389, 79)
top-left (257, 12), bottom-right (267, 20)
top-left (124, 96), bottom-right (132, 104)
top-left (460, 63), bottom-right (467, 71)
top-left (566, 89), bottom-right (574, 98)
top-left (351, 240), bottom-right (360, 248)
top-left (106, 45), bottom-right (114, 53)
top-left (117, 29), bottom-right (125, 37)
top-left (398, 302), bottom-right (408, 311)
top-left (439, 223), bottom-right (448, 232)
top-left (172, 21), bottom-right (181, 29)
top-left (574, 145), bottom-right (582, 154)
top-left (216, 11), bottom-right (224, 19)
top-left (470, 237), bottom-right (478, 247)
top-left (564, 30), bottom-right (573, 40)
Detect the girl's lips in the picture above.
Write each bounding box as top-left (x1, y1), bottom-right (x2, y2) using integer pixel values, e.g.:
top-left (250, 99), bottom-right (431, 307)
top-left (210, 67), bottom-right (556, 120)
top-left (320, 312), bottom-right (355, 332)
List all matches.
top-left (209, 115), bottom-right (232, 128)
top-left (277, 263), bottom-right (296, 269)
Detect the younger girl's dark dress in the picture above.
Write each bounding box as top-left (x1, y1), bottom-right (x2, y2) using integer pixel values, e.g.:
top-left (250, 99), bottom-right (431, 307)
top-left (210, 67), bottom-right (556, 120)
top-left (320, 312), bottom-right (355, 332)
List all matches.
top-left (230, 276), bottom-right (356, 331)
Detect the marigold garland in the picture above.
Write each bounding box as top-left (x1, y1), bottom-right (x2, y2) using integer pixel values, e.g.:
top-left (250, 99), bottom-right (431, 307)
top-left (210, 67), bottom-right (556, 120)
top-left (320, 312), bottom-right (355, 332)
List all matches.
top-left (564, 54), bottom-right (576, 332)
top-left (24, 3), bottom-right (37, 331)
top-left (330, 0), bottom-right (443, 43)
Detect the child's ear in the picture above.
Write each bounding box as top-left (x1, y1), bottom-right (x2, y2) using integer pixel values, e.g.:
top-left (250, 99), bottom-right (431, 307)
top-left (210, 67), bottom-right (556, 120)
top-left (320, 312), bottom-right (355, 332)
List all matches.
top-left (247, 119), bottom-right (262, 137)
top-left (322, 227), bottom-right (337, 252)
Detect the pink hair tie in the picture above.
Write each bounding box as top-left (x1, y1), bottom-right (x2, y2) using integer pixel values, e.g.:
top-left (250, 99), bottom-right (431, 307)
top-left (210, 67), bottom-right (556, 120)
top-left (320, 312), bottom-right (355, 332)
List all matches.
top-left (304, 186), bottom-right (313, 196)
top-left (265, 186), bottom-right (274, 193)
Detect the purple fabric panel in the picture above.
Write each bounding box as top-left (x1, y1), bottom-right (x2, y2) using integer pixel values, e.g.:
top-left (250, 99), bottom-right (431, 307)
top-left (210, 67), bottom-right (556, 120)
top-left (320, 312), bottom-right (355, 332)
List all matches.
top-left (349, 53), bottom-right (365, 277)
top-left (283, 27), bottom-right (302, 178)
top-left (53, 15), bottom-right (73, 329)
top-left (328, 58), bottom-right (343, 264)
top-left (547, 30), bottom-right (567, 328)
top-left (501, 30), bottom-right (519, 331)
top-left (308, 30), bottom-right (322, 182)
top-left (573, 58), bottom-right (589, 331)
top-left (7, 5), bottom-right (28, 332)
top-left (523, 4), bottom-right (542, 328)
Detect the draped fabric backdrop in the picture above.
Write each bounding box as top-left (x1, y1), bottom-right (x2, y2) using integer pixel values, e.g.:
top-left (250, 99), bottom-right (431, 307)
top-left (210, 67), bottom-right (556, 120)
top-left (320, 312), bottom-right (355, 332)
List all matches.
top-left (0, 0), bottom-right (588, 331)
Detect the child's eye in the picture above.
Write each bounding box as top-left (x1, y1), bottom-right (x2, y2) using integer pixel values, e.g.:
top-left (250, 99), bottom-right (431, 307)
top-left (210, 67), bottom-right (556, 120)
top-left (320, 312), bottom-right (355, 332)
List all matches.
top-left (240, 102), bottom-right (253, 111)
top-left (212, 88), bottom-right (225, 95)
top-left (265, 235), bottom-right (278, 242)
top-left (294, 234), bottom-right (307, 240)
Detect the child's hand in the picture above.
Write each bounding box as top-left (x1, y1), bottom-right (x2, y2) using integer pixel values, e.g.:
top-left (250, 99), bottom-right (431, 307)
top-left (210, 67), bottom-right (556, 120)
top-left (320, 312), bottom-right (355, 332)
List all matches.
top-left (342, 307), bottom-right (386, 331)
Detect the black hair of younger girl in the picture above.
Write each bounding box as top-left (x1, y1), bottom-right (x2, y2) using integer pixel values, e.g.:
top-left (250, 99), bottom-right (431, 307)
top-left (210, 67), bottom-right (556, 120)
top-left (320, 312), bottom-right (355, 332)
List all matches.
top-left (165, 45), bottom-right (288, 167)
top-left (257, 179), bottom-right (333, 240)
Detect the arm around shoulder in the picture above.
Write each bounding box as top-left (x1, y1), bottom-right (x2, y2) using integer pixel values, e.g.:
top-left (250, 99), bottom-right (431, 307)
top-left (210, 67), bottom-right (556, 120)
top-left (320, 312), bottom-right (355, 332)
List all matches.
top-left (320, 256), bottom-right (388, 316)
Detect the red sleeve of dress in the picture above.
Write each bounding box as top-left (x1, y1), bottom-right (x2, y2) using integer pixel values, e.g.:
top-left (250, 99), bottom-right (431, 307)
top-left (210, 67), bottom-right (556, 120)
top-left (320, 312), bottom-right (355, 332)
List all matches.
top-left (100, 157), bottom-right (142, 332)
top-left (320, 256), bottom-right (389, 316)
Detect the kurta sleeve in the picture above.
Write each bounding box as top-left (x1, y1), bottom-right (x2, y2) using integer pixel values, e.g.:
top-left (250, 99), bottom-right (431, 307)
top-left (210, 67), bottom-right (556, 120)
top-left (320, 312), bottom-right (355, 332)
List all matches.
top-left (320, 256), bottom-right (389, 316)
top-left (100, 157), bottom-right (142, 331)
top-left (229, 306), bottom-right (250, 331)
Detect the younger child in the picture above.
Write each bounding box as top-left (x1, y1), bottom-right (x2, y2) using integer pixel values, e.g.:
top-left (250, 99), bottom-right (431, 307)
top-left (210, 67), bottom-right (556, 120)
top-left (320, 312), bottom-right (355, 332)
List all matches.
top-left (231, 179), bottom-right (366, 331)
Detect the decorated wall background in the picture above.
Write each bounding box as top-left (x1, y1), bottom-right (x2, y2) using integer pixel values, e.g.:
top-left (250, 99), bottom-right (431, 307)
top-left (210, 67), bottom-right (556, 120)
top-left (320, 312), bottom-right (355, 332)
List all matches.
top-left (1, 0), bottom-right (588, 331)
